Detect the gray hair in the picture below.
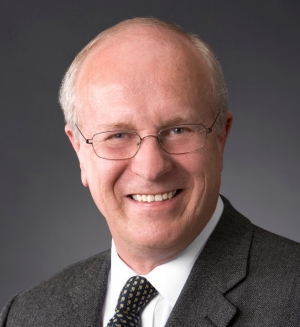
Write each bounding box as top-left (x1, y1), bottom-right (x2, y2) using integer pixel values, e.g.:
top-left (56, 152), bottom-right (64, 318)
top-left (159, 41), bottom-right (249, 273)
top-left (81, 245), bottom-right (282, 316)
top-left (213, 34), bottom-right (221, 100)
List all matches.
top-left (59, 17), bottom-right (228, 138)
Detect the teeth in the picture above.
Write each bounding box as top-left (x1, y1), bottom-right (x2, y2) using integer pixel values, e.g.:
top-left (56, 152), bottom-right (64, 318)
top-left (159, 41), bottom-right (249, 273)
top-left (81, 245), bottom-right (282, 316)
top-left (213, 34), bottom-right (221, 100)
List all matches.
top-left (131, 190), bottom-right (177, 202)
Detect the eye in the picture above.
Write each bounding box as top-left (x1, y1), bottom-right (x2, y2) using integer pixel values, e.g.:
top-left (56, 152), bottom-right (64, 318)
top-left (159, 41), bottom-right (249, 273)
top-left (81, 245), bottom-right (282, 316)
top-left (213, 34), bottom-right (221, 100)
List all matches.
top-left (101, 132), bottom-right (138, 147)
top-left (160, 125), bottom-right (201, 141)
top-left (105, 132), bottom-right (133, 143)
top-left (110, 133), bottom-right (127, 139)
top-left (171, 127), bottom-right (187, 134)
top-left (168, 126), bottom-right (194, 136)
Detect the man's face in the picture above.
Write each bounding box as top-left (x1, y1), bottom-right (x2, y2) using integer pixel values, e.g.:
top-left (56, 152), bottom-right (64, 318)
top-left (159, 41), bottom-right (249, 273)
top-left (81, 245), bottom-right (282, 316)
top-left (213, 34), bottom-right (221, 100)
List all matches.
top-left (67, 27), bottom-right (232, 265)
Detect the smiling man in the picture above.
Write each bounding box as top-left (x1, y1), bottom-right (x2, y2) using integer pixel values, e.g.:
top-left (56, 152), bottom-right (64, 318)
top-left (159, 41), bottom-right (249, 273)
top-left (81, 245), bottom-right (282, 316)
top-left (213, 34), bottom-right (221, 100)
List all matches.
top-left (1, 18), bottom-right (300, 327)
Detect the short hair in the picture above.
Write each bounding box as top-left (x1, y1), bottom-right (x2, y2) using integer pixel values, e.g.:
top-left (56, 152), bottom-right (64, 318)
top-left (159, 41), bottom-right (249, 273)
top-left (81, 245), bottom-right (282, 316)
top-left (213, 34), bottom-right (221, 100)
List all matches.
top-left (59, 17), bottom-right (228, 138)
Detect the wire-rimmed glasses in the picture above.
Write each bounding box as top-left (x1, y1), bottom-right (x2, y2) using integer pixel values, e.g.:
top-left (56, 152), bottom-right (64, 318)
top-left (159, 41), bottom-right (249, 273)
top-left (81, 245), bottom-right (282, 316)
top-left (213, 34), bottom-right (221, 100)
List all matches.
top-left (76, 113), bottom-right (219, 160)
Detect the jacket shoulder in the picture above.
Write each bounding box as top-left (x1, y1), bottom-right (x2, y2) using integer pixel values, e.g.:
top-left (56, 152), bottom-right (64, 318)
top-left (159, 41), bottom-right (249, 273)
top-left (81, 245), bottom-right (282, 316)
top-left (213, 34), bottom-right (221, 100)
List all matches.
top-left (1, 250), bottom-right (111, 327)
top-left (250, 224), bottom-right (300, 275)
top-left (20, 250), bottom-right (110, 297)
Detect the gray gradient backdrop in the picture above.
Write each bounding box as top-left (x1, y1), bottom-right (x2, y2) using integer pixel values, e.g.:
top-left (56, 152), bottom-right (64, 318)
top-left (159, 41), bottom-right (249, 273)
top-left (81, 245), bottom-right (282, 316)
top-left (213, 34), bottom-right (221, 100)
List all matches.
top-left (1, 0), bottom-right (300, 308)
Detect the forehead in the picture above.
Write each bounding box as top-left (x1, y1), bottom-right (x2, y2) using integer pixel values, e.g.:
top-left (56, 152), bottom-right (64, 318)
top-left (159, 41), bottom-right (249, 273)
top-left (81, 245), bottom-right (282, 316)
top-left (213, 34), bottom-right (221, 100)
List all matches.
top-left (76, 25), bottom-right (213, 126)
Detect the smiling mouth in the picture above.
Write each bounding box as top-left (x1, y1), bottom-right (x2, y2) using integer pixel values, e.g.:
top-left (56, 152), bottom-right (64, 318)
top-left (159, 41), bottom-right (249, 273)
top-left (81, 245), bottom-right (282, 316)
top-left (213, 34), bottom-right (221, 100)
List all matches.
top-left (131, 190), bottom-right (178, 202)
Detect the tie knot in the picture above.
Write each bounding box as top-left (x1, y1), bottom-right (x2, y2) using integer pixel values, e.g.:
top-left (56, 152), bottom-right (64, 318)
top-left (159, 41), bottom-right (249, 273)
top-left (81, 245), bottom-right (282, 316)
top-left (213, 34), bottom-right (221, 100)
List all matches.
top-left (107, 276), bottom-right (157, 327)
top-left (117, 276), bottom-right (157, 315)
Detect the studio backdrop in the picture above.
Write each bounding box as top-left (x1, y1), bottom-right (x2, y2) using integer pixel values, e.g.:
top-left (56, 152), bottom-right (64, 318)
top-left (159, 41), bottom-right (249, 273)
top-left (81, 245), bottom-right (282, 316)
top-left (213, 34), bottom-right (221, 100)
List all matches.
top-left (1, 0), bottom-right (299, 308)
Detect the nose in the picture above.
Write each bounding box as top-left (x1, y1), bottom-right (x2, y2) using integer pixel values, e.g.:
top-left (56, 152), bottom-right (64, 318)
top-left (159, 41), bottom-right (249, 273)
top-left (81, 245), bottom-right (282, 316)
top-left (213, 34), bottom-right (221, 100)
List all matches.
top-left (130, 135), bottom-right (173, 181)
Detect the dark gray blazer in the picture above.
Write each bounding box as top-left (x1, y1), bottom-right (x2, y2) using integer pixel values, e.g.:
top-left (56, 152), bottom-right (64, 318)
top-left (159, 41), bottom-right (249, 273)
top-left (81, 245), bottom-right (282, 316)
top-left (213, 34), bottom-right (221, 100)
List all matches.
top-left (1, 197), bottom-right (300, 326)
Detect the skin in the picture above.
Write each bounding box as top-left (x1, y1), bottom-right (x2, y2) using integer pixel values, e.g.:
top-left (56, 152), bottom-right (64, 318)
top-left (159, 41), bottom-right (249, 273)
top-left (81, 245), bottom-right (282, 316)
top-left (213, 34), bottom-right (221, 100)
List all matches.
top-left (66, 25), bottom-right (233, 274)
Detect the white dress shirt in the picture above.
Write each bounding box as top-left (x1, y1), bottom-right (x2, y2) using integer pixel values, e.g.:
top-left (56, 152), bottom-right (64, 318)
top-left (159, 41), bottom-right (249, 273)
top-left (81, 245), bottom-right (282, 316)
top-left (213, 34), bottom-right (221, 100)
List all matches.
top-left (102, 196), bottom-right (224, 327)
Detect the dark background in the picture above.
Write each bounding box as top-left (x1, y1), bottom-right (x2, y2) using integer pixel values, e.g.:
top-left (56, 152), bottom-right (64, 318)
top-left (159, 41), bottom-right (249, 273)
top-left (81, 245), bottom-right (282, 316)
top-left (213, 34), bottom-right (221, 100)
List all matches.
top-left (1, 0), bottom-right (300, 308)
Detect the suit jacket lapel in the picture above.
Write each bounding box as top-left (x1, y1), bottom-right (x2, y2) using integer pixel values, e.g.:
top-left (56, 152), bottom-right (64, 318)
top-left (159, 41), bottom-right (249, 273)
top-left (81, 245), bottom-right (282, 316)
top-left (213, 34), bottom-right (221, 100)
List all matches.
top-left (68, 250), bottom-right (111, 327)
top-left (166, 197), bottom-right (253, 327)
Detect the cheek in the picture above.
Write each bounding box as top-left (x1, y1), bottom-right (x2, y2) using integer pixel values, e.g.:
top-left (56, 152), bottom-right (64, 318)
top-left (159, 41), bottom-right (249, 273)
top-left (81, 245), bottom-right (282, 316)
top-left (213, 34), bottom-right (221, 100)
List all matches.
top-left (180, 145), bottom-right (222, 187)
top-left (179, 151), bottom-right (208, 177)
top-left (203, 137), bottom-right (224, 170)
top-left (84, 159), bottom-right (128, 205)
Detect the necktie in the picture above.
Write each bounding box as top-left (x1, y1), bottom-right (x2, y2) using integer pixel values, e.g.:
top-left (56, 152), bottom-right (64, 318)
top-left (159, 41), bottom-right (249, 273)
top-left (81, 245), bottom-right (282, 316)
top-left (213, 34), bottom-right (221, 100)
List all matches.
top-left (107, 276), bottom-right (157, 327)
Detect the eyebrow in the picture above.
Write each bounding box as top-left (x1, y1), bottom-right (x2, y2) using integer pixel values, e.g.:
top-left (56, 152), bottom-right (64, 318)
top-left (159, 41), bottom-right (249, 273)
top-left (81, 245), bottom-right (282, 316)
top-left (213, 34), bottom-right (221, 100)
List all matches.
top-left (161, 116), bottom-right (203, 126)
top-left (93, 122), bottom-right (137, 132)
top-left (93, 116), bottom-right (203, 132)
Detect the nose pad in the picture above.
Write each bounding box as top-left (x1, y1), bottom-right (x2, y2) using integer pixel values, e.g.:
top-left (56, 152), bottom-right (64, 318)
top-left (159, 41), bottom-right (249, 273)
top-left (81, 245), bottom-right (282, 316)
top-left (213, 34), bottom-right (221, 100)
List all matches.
top-left (137, 134), bottom-right (161, 152)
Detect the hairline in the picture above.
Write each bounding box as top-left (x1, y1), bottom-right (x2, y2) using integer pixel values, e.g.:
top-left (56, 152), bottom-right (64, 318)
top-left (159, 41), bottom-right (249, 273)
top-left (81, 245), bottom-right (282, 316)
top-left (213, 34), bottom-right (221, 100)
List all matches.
top-left (59, 18), bottom-right (228, 140)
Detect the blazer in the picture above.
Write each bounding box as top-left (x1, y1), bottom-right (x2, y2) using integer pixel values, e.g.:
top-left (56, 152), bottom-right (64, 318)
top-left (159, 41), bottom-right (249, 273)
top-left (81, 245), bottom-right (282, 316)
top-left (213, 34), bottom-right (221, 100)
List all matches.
top-left (1, 196), bottom-right (300, 326)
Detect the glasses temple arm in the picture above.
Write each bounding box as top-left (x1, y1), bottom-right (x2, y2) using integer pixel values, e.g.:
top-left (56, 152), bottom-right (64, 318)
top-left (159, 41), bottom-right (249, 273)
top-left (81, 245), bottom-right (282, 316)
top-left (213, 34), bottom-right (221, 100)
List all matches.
top-left (75, 124), bottom-right (92, 144)
top-left (207, 112), bottom-right (220, 133)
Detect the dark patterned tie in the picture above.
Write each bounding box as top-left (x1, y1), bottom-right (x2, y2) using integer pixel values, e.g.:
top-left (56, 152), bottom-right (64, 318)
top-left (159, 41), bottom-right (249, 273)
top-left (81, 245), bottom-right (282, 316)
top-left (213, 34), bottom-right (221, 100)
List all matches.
top-left (107, 276), bottom-right (157, 327)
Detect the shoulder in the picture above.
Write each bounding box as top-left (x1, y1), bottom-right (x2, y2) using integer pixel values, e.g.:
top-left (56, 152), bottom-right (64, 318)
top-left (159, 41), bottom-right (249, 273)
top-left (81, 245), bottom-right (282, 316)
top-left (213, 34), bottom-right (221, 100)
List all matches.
top-left (0, 250), bottom-right (111, 326)
top-left (221, 195), bottom-right (300, 256)
top-left (224, 195), bottom-right (300, 262)
top-left (250, 224), bottom-right (300, 275)
top-left (19, 250), bottom-right (111, 298)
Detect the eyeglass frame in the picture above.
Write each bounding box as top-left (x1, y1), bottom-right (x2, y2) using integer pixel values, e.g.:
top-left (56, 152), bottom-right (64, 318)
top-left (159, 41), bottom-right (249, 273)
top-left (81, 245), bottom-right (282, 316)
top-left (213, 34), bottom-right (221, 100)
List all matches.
top-left (75, 112), bottom-right (219, 160)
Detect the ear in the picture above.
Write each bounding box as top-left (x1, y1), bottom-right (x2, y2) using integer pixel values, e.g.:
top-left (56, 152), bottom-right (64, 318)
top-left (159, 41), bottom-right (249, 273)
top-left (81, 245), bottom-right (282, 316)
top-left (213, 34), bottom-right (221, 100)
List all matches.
top-left (65, 124), bottom-right (81, 153)
top-left (218, 110), bottom-right (233, 151)
top-left (65, 124), bottom-right (89, 187)
top-left (217, 111), bottom-right (233, 171)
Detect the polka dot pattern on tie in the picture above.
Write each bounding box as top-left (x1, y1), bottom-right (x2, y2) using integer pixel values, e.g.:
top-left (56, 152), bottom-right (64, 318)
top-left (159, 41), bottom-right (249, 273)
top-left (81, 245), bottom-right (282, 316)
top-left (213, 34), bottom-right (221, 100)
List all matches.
top-left (107, 276), bottom-right (157, 327)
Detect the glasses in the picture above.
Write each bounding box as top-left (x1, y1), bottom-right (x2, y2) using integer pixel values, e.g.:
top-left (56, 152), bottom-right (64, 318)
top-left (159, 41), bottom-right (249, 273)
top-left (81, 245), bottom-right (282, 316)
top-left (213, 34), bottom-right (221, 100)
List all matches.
top-left (76, 113), bottom-right (219, 160)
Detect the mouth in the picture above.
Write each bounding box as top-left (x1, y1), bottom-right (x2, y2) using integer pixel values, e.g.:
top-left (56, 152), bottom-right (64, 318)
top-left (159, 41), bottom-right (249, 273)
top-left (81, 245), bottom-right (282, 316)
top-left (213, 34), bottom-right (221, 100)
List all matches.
top-left (131, 190), bottom-right (178, 203)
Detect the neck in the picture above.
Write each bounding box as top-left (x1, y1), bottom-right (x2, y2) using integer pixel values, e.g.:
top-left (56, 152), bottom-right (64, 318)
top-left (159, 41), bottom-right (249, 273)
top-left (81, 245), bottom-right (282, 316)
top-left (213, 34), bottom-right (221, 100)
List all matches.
top-left (113, 238), bottom-right (195, 275)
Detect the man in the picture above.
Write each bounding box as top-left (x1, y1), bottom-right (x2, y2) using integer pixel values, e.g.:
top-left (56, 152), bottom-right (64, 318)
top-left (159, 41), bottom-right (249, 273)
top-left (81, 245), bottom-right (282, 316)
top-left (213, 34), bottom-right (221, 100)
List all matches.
top-left (1, 17), bottom-right (300, 327)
